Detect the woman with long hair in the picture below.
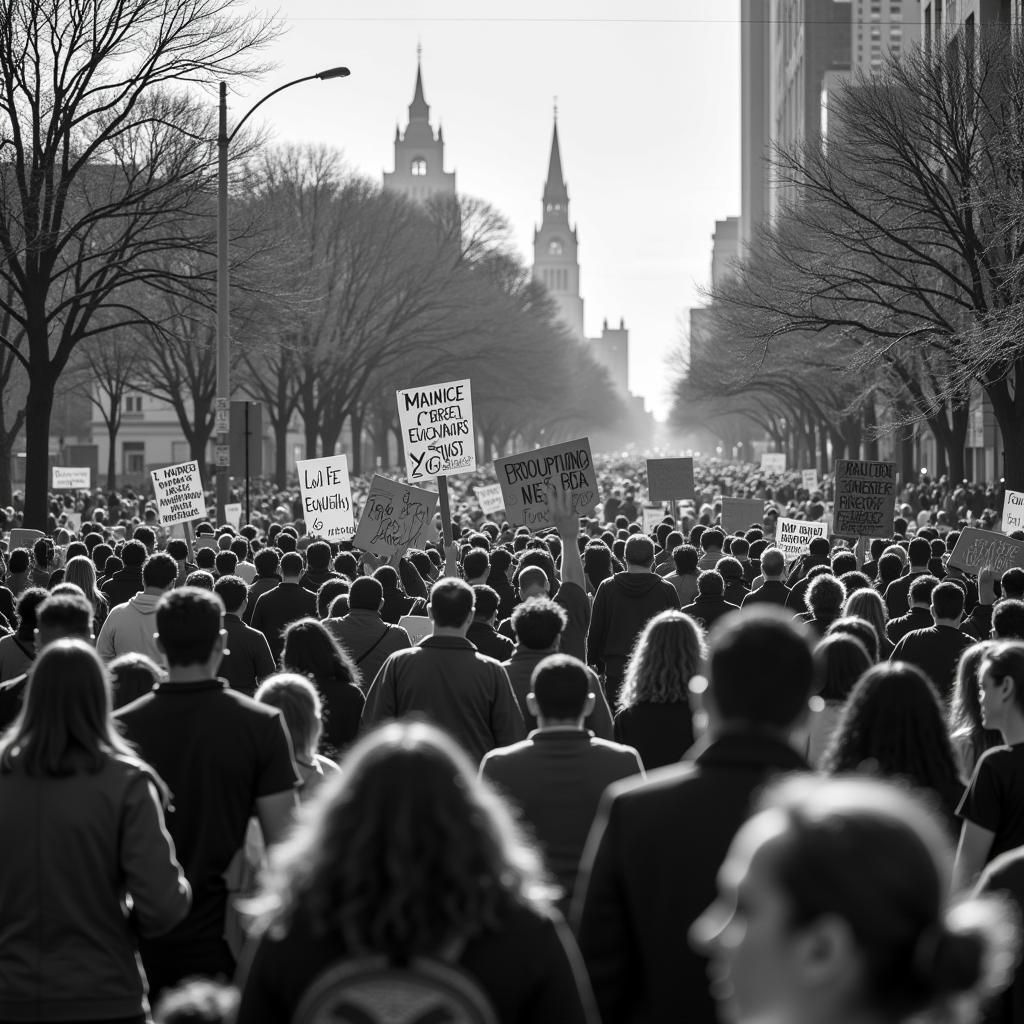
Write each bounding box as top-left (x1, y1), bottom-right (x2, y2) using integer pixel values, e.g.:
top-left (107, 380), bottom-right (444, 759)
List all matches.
top-left (280, 618), bottom-right (364, 755)
top-left (806, 634), bottom-right (872, 768)
top-left (235, 721), bottom-right (597, 1023)
top-left (691, 775), bottom-right (1017, 1024)
top-left (64, 553), bottom-right (110, 633)
top-left (821, 663), bottom-right (965, 832)
top-left (842, 587), bottom-right (893, 659)
top-left (613, 610), bottom-right (703, 769)
top-left (0, 639), bottom-right (190, 1022)
top-left (949, 641), bottom-right (1002, 780)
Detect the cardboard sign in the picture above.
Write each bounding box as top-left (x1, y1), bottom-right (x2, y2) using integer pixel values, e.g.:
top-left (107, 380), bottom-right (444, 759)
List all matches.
top-left (9, 528), bottom-right (43, 551)
top-left (353, 475), bottom-right (439, 558)
top-left (396, 378), bottom-right (476, 484)
top-left (194, 535), bottom-right (219, 551)
top-left (801, 469), bottom-right (819, 493)
top-left (642, 507), bottom-right (665, 535)
top-left (947, 527), bottom-right (1024, 576)
top-left (475, 484), bottom-right (505, 515)
top-left (399, 615), bottom-right (433, 645)
top-left (52, 467), bottom-right (91, 490)
top-left (1002, 490), bottom-right (1024, 535)
top-left (761, 453), bottom-right (787, 473)
top-left (297, 454), bottom-right (355, 541)
top-left (833, 459), bottom-right (897, 538)
top-left (494, 438), bottom-right (597, 531)
top-left (721, 498), bottom-right (764, 534)
top-left (776, 517), bottom-right (829, 560)
top-left (151, 461), bottom-right (206, 526)
top-left (647, 458), bottom-right (695, 501)
top-left (224, 502), bottom-right (243, 530)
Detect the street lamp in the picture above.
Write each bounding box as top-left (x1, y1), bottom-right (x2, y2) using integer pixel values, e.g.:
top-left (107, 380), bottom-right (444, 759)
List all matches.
top-left (216, 67), bottom-right (351, 523)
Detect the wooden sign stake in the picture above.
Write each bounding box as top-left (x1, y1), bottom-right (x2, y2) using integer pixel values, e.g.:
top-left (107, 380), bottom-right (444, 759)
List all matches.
top-left (437, 475), bottom-right (453, 548)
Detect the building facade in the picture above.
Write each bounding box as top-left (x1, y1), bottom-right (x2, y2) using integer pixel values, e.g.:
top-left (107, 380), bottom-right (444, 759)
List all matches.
top-left (852, 0), bottom-right (922, 75)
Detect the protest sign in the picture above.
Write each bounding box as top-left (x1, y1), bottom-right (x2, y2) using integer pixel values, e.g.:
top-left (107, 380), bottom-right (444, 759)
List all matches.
top-left (721, 498), bottom-right (764, 534)
top-left (646, 458), bottom-right (695, 501)
top-left (193, 535), bottom-right (219, 551)
top-left (353, 475), bottom-right (439, 558)
top-left (776, 518), bottom-right (829, 560)
top-left (761, 453), bottom-right (787, 473)
top-left (475, 484), bottom-right (505, 515)
top-left (947, 527), bottom-right (1024, 576)
top-left (396, 378), bottom-right (476, 484)
top-left (1002, 490), bottom-right (1024, 535)
top-left (832, 459), bottom-right (897, 538)
top-left (297, 454), bottom-right (355, 541)
top-left (224, 503), bottom-right (243, 530)
top-left (494, 438), bottom-right (597, 531)
top-left (150, 461), bottom-right (205, 526)
top-left (801, 469), bottom-right (819, 493)
top-left (642, 507), bottom-right (665, 535)
top-left (9, 528), bottom-right (43, 550)
top-left (399, 615), bottom-right (433, 645)
top-left (52, 467), bottom-right (91, 490)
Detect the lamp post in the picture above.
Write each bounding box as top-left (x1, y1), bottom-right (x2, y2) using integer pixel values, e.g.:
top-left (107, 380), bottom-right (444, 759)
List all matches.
top-left (216, 67), bottom-right (350, 523)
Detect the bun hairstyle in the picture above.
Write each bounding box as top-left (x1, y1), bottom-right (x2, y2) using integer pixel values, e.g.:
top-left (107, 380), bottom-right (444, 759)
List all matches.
top-left (756, 776), bottom-right (1018, 1019)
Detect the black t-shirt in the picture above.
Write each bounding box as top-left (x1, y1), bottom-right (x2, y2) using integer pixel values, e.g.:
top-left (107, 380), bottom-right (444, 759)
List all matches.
top-left (116, 680), bottom-right (300, 945)
top-left (957, 743), bottom-right (1024, 864)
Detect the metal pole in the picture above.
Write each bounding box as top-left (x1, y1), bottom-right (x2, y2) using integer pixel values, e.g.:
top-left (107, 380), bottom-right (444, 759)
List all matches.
top-left (216, 82), bottom-right (230, 525)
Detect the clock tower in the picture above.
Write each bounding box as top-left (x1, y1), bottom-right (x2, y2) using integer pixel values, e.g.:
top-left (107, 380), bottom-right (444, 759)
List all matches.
top-left (532, 113), bottom-right (585, 340)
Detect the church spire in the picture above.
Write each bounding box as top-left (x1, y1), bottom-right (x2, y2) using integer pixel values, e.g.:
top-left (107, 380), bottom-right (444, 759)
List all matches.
top-left (409, 48), bottom-right (429, 123)
top-left (543, 109), bottom-right (568, 205)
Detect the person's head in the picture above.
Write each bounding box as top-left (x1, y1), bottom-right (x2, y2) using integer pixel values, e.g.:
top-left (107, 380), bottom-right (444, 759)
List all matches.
top-left (254, 548), bottom-right (280, 578)
top-left (696, 569), bottom-right (725, 598)
top-left (930, 580), bottom-right (965, 625)
top-left (760, 547), bottom-right (785, 579)
top-left (869, 538), bottom-right (886, 561)
top-left (305, 541), bottom-right (331, 571)
top-left (120, 539), bottom-right (146, 568)
top-left (462, 548), bottom-right (490, 583)
top-left (526, 654), bottom-right (594, 726)
top-left (133, 525), bottom-right (156, 552)
top-left (908, 536), bottom-right (932, 568)
top-left (165, 539), bottom-right (188, 562)
top-left (992, 599), bottom-right (1024, 640)
top-left (32, 536), bottom-right (54, 570)
top-left (280, 551), bottom-right (303, 581)
top-left (213, 550), bottom-right (238, 578)
top-left (508, 596), bottom-right (567, 651)
top-left (108, 652), bottom-right (164, 710)
top-left (213, 574), bottom-right (248, 616)
top-left (255, 673), bottom-right (323, 763)
top-left (156, 587), bottom-right (223, 669)
top-left (950, 642), bottom-right (993, 744)
top-left (1001, 567), bottom-right (1024, 601)
top-left (691, 775), bottom-right (1017, 1024)
top-left (427, 578), bottom-right (474, 632)
top-left (805, 574), bottom-right (846, 620)
top-left (808, 536), bottom-right (830, 559)
top-left (619, 610), bottom-right (706, 712)
top-left (62, 555), bottom-right (100, 603)
top-left (373, 565), bottom-right (402, 595)
top-left (909, 573), bottom-right (939, 609)
top-left (516, 565), bottom-right (550, 601)
top-left (671, 543), bottom-right (700, 576)
top-left (830, 550), bottom-right (857, 576)
top-left (230, 537), bottom-right (251, 563)
top-left (14, 587), bottom-right (48, 636)
top-left (624, 534), bottom-right (655, 569)
top-left (814, 633), bottom-right (871, 704)
top-left (826, 615), bottom-right (879, 662)
top-left (730, 537), bottom-right (749, 560)
top-left (248, 721), bottom-right (553, 955)
top-left (0, 639), bottom-right (133, 775)
top-left (142, 553), bottom-right (177, 592)
top-left (701, 528), bottom-right (725, 553)
top-left (315, 578), bottom-right (349, 620)
top-left (349, 576), bottom-right (384, 614)
top-left (979, 641), bottom-right (1024, 733)
top-left (7, 548), bottom-right (29, 574)
top-left (471, 585), bottom-right (500, 624)
top-left (717, 557), bottom-right (745, 585)
top-left (35, 593), bottom-right (93, 647)
top-left (281, 618), bottom-right (360, 689)
top-left (705, 608), bottom-right (815, 735)
top-left (194, 547), bottom-right (216, 571)
top-left (875, 551), bottom-right (903, 586)
top-left (841, 589), bottom-right (887, 657)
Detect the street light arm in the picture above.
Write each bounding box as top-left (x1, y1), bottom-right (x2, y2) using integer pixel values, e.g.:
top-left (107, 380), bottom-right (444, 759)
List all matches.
top-left (225, 67), bottom-right (350, 144)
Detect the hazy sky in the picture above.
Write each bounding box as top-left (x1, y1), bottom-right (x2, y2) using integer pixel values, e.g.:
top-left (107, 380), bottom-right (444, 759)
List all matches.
top-left (231, 0), bottom-right (741, 420)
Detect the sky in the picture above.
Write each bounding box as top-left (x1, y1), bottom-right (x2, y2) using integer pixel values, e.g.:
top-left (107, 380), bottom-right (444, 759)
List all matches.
top-left (231, 0), bottom-right (742, 420)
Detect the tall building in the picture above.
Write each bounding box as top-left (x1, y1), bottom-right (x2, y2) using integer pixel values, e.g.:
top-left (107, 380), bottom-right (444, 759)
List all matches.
top-left (852, 0), bottom-right (922, 75)
top-left (740, 0), bottom-right (772, 250)
top-left (532, 115), bottom-right (585, 340)
top-left (383, 55), bottom-right (455, 202)
top-left (711, 217), bottom-right (741, 290)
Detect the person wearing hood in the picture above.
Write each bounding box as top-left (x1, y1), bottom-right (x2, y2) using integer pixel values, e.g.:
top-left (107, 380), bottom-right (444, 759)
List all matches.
top-left (587, 535), bottom-right (680, 705)
top-left (96, 552), bottom-right (176, 667)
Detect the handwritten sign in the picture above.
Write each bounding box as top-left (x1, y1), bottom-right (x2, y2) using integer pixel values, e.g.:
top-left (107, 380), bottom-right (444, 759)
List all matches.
top-left (1002, 490), bottom-right (1024, 535)
top-left (776, 518), bottom-right (829, 560)
top-left (297, 454), bottom-right (354, 541)
top-left (833, 459), bottom-right (896, 538)
top-left (52, 467), bottom-right (91, 490)
top-left (642, 507), bottom-right (665, 535)
top-left (801, 469), bottom-right (819, 493)
top-left (353, 475), bottom-right (439, 558)
top-left (396, 378), bottom-right (476, 484)
top-left (947, 527), bottom-right (1024, 576)
top-left (494, 438), bottom-right (597, 531)
top-left (224, 503), bottom-right (243, 530)
top-left (9, 528), bottom-right (43, 551)
top-left (399, 615), bottom-right (433, 645)
top-left (761, 453), bottom-right (787, 474)
top-left (151, 461), bottom-right (205, 526)
top-left (475, 484), bottom-right (505, 515)
top-left (721, 498), bottom-right (764, 534)
top-left (647, 458), bottom-right (695, 501)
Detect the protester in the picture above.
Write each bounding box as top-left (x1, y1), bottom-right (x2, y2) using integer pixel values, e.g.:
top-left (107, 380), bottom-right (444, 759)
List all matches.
top-left (680, 569), bottom-right (739, 632)
top-left (468, 584), bottom-right (516, 661)
top-left (884, 537), bottom-right (934, 618)
top-left (842, 586), bottom-right (893, 658)
top-left (249, 551), bottom-right (317, 662)
top-left (949, 642), bottom-right (1002, 781)
top-left (806, 634), bottom-right (872, 767)
top-left (97, 552), bottom-right (177, 666)
top-left (0, 586), bottom-right (46, 681)
top-left (64, 553), bottom-right (110, 632)
top-left (663, 543), bottom-right (700, 605)
top-left (109, 652), bottom-right (165, 710)
top-left (101, 539), bottom-right (147, 608)
top-left (740, 546), bottom-right (790, 607)
top-left (213, 574), bottom-right (275, 696)
top-left (235, 721), bottom-right (599, 1023)
top-left (887, 573), bottom-right (939, 644)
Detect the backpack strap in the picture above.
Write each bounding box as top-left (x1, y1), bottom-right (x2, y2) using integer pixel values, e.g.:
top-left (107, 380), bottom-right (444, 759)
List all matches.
top-left (354, 627), bottom-right (390, 667)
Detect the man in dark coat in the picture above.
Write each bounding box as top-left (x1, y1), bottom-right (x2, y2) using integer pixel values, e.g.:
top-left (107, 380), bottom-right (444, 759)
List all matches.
top-left (249, 551), bottom-right (316, 663)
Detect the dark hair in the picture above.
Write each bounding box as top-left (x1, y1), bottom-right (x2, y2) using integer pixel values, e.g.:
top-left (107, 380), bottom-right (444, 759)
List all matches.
top-left (908, 537), bottom-right (932, 566)
top-left (0, 639), bottom-right (135, 776)
top-left (247, 722), bottom-right (553, 956)
top-left (254, 549), bottom-right (280, 577)
top-left (838, 571), bottom-right (873, 596)
top-left (730, 537), bottom-right (749, 559)
top-left (909, 574), bottom-right (940, 604)
top-left (815, 633), bottom-right (871, 702)
top-left (993, 600), bottom-right (1024, 641)
top-left (108, 653), bottom-right (164, 710)
top-left (1000, 567), bottom-right (1024, 599)
top-left (183, 570), bottom-right (214, 591)
top-left (760, 547), bottom-right (785, 577)
top-left (349, 577), bottom-right (383, 612)
top-left (876, 552), bottom-right (904, 585)
top-left (830, 551), bottom-right (857, 576)
top-left (510, 597), bottom-right (567, 650)
top-left (808, 536), bottom-right (830, 557)
top-left (36, 593), bottom-right (93, 640)
top-left (530, 654), bottom-right (591, 720)
top-left (277, 532), bottom-right (297, 553)
top-left (33, 536), bottom-right (54, 568)
top-left (231, 538), bottom-right (250, 562)
top-left (671, 543), bottom-right (699, 575)
top-left (133, 525), bottom-right (155, 549)
top-left (930, 581), bottom-right (964, 621)
top-left (281, 618), bottom-right (361, 691)
top-left (8, 548), bottom-right (29, 573)
top-left (584, 543), bottom-right (617, 589)
top-left (143, 553), bottom-right (177, 590)
top-left (708, 608), bottom-right (815, 729)
top-left (120, 540), bottom-right (146, 568)
top-left (213, 575), bottom-right (248, 615)
top-left (280, 551), bottom-right (303, 578)
top-left (463, 549), bottom-right (489, 581)
top-left (316, 578), bottom-right (349, 620)
top-left (982, 641), bottom-right (1024, 713)
top-left (373, 566), bottom-right (402, 596)
top-left (306, 541), bottom-right (331, 571)
top-left (214, 551), bottom-right (238, 577)
top-left (806, 574), bottom-right (846, 618)
top-left (15, 587), bottom-right (48, 635)
top-left (429, 578), bottom-right (474, 628)
top-left (165, 539), bottom-right (188, 561)
top-left (472, 585), bottom-right (500, 621)
top-left (334, 551), bottom-right (359, 580)
top-left (826, 616), bottom-right (879, 662)
top-left (157, 588), bottom-right (222, 666)
top-left (696, 569), bottom-right (724, 597)
top-left (195, 547), bottom-right (216, 571)
top-left (624, 534), bottom-right (655, 568)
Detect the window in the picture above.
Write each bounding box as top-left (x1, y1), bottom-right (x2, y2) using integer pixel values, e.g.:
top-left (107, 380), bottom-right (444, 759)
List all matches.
top-left (124, 395), bottom-right (143, 413)
top-left (549, 238), bottom-right (564, 256)
top-left (123, 441), bottom-right (145, 475)
top-left (411, 157), bottom-right (427, 176)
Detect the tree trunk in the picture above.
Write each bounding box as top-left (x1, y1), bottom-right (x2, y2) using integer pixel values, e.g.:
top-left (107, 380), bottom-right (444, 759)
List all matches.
top-left (818, 424), bottom-right (829, 474)
top-left (0, 435), bottom-right (13, 506)
top-left (22, 375), bottom-right (56, 530)
top-left (274, 415), bottom-right (289, 490)
top-left (350, 409), bottom-right (363, 476)
top-left (106, 419), bottom-right (119, 492)
top-left (899, 430), bottom-right (915, 485)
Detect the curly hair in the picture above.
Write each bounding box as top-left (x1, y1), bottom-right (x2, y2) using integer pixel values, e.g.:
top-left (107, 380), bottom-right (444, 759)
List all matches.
top-left (248, 722), bottom-right (555, 956)
top-left (821, 663), bottom-right (964, 822)
top-left (618, 610), bottom-right (706, 712)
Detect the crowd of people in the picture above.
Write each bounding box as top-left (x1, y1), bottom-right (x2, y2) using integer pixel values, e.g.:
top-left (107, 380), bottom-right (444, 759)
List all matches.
top-left (2, 453), bottom-right (1024, 1023)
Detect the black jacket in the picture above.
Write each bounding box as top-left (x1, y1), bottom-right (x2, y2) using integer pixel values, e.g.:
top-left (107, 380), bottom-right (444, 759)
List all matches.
top-left (220, 614), bottom-right (276, 696)
top-left (587, 572), bottom-right (680, 670)
top-left (101, 565), bottom-right (145, 609)
top-left (679, 595), bottom-right (740, 631)
top-left (249, 582), bottom-right (317, 662)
